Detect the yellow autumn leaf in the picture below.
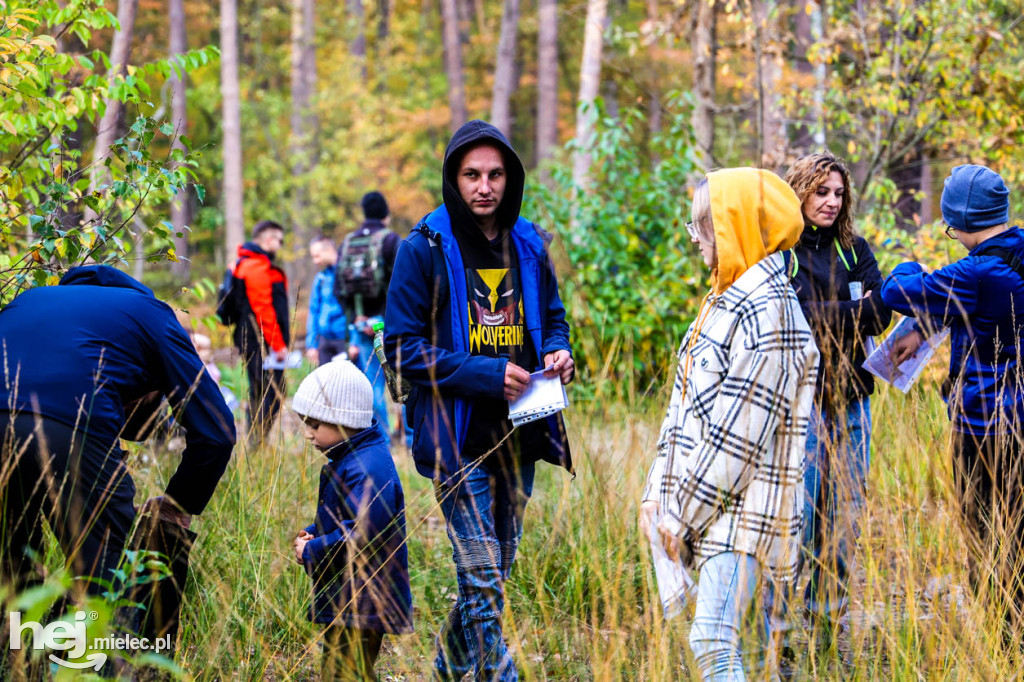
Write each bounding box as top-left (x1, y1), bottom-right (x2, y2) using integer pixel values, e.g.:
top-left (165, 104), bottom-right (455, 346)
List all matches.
top-left (847, 140), bottom-right (857, 155)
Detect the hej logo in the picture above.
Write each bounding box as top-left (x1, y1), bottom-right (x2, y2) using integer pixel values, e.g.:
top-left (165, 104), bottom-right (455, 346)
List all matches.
top-left (8, 610), bottom-right (106, 670)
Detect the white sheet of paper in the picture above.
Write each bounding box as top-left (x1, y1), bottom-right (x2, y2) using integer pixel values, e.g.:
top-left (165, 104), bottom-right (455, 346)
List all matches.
top-left (862, 316), bottom-right (949, 393)
top-left (648, 514), bottom-right (696, 620)
top-left (507, 370), bottom-right (568, 427)
top-left (262, 350), bottom-right (304, 370)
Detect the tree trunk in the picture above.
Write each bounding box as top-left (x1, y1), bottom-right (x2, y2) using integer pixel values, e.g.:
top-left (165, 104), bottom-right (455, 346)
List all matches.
top-left (490, 0), bottom-right (521, 138)
top-left (221, 0), bottom-right (245, 262)
top-left (535, 0), bottom-right (558, 176)
top-left (791, 0), bottom-right (825, 153)
top-left (290, 0), bottom-right (318, 286)
top-left (85, 0), bottom-right (139, 225)
top-left (693, 0), bottom-right (716, 169)
top-left (440, 0), bottom-right (467, 131)
top-left (347, 0), bottom-right (367, 78)
top-left (573, 0), bottom-right (607, 194)
top-left (752, 0), bottom-right (785, 169)
top-left (377, 0), bottom-right (390, 41)
top-left (169, 0), bottom-right (190, 279)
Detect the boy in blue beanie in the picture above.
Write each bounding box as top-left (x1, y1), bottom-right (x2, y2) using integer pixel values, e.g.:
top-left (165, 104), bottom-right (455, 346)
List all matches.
top-left (291, 361), bottom-right (413, 679)
top-left (881, 164), bottom-right (1024, 622)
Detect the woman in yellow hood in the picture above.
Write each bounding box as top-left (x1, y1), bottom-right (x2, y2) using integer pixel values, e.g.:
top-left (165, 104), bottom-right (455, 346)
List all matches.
top-left (641, 168), bottom-right (820, 679)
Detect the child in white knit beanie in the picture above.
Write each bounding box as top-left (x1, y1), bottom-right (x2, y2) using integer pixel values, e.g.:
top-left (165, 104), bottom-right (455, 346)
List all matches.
top-left (290, 360), bottom-right (413, 679)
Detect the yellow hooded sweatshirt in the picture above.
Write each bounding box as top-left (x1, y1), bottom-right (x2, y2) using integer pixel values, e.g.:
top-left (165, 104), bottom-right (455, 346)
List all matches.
top-left (707, 168), bottom-right (804, 295)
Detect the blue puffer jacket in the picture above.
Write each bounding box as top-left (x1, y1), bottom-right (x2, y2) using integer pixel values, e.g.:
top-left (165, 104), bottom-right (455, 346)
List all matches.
top-left (881, 226), bottom-right (1024, 435)
top-left (383, 206), bottom-right (573, 482)
top-left (301, 423), bottom-right (413, 633)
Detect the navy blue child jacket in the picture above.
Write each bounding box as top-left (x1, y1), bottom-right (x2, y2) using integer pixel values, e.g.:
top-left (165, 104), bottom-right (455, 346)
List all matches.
top-left (301, 423), bottom-right (413, 633)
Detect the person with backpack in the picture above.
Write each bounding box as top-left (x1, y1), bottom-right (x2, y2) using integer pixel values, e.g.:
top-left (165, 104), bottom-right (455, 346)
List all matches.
top-left (782, 152), bottom-right (892, 648)
top-left (335, 192), bottom-right (400, 432)
top-left (383, 120), bottom-right (574, 680)
top-left (306, 234), bottom-right (349, 366)
top-left (227, 220), bottom-right (290, 447)
top-left (882, 164), bottom-right (1024, 624)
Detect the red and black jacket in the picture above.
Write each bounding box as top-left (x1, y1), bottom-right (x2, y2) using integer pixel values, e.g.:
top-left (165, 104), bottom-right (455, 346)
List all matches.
top-left (234, 242), bottom-right (290, 352)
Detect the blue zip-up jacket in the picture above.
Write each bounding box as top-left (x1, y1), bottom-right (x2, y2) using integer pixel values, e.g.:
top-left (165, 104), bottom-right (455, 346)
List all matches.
top-left (881, 226), bottom-right (1024, 435)
top-left (383, 120), bottom-right (572, 482)
top-left (305, 264), bottom-right (348, 350)
top-left (0, 266), bottom-right (235, 514)
top-left (301, 422), bottom-right (413, 633)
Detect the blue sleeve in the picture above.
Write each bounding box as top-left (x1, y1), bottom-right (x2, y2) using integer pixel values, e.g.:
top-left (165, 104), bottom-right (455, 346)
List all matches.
top-left (383, 238), bottom-right (507, 399)
top-left (157, 310), bottom-right (236, 515)
top-left (538, 251), bottom-right (572, 358)
top-left (881, 259), bottom-right (979, 328)
top-left (305, 272), bottom-right (322, 350)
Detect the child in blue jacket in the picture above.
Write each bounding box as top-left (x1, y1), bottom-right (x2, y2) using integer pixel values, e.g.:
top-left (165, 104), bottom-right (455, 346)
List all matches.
top-left (291, 360), bottom-right (413, 679)
top-left (882, 164), bottom-right (1024, 621)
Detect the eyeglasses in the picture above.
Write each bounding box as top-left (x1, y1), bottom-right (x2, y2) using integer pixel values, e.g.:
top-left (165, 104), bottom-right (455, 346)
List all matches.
top-left (944, 223), bottom-right (958, 240)
top-left (685, 220), bottom-right (701, 241)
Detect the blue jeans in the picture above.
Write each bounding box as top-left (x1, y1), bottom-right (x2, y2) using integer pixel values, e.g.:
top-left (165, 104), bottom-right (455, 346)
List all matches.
top-left (690, 552), bottom-right (779, 681)
top-left (802, 396), bottom-right (872, 620)
top-left (351, 333), bottom-right (390, 432)
top-left (433, 456), bottom-right (535, 681)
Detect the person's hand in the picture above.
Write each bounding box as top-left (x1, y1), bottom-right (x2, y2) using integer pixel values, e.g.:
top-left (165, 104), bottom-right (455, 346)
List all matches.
top-left (348, 344), bottom-right (361, 362)
top-left (543, 350), bottom-right (575, 385)
top-left (657, 518), bottom-right (695, 568)
top-left (272, 349), bottom-right (287, 364)
top-left (890, 329), bottom-right (925, 367)
top-left (639, 501), bottom-right (659, 542)
top-left (503, 362), bottom-right (531, 401)
top-left (305, 348), bottom-right (320, 364)
top-left (140, 496), bottom-right (192, 530)
top-left (294, 530), bottom-right (313, 565)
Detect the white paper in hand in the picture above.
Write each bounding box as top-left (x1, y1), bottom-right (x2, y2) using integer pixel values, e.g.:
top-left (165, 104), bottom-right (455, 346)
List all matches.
top-left (507, 370), bottom-right (568, 428)
top-left (648, 513), bottom-right (696, 620)
top-left (262, 350), bottom-right (303, 370)
top-left (862, 317), bottom-right (949, 393)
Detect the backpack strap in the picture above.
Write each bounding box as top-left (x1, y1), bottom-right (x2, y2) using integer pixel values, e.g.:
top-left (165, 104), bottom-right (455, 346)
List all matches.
top-left (412, 219), bottom-right (449, 307)
top-left (974, 245), bottom-right (1024, 282)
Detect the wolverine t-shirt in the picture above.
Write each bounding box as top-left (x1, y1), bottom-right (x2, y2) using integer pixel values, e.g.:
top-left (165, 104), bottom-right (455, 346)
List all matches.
top-left (455, 229), bottom-right (535, 456)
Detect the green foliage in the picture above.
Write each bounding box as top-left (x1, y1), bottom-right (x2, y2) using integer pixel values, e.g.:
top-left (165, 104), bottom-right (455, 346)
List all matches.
top-left (0, 1), bottom-right (216, 302)
top-left (529, 95), bottom-right (704, 391)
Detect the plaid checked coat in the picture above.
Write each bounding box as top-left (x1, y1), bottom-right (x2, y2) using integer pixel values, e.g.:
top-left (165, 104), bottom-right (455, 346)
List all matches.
top-left (644, 252), bottom-right (819, 582)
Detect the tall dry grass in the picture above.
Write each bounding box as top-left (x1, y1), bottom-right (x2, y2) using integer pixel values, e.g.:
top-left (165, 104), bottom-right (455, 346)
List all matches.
top-left (107, 368), bottom-right (1024, 680)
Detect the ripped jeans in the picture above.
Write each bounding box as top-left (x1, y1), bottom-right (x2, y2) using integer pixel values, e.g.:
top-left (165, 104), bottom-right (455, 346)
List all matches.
top-left (433, 455), bottom-right (535, 681)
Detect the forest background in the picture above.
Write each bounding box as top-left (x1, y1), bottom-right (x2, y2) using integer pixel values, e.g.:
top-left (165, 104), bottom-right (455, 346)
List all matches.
top-left (3, 0), bottom-right (1024, 679)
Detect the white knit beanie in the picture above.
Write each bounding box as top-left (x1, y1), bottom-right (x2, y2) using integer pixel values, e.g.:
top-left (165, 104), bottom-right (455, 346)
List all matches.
top-left (292, 359), bottom-right (374, 429)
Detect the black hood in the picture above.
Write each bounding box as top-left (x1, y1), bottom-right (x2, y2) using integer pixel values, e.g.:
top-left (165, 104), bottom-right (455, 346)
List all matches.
top-left (59, 265), bottom-right (154, 297)
top-left (442, 120), bottom-right (526, 239)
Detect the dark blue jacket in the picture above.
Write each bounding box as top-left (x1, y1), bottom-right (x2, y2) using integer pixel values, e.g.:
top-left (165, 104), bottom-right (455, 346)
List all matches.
top-left (301, 423), bottom-right (413, 633)
top-left (0, 266), bottom-right (235, 514)
top-left (881, 226), bottom-right (1024, 435)
top-left (384, 206), bottom-right (573, 482)
top-left (383, 120), bottom-right (572, 482)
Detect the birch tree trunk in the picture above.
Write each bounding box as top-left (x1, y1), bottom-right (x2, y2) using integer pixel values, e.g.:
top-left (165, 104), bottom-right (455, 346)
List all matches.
top-left (535, 0), bottom-right (558, 176)
top-left (347, 0), bottom-right (367, 78)
top-left (169, 0), bottom-right (190, 278)
top-left (85, 0), bottom-right (139, 225)
top-left (221, 0), bottom-right (245, 261)
top-left (573, 0), bottom-right (607, 194)
top-left (490, 0), bottom-right (521, 138)
top-left (693, 0), bottom-right (716, 169)
top-left (440, 0), bottom-right (467, 131)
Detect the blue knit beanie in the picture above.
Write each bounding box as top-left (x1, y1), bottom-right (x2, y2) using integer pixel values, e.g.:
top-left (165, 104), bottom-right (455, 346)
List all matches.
top-left (361, 191), bottom-right (389, 220)
top-left (940, 164), bottom-right (1009, 232)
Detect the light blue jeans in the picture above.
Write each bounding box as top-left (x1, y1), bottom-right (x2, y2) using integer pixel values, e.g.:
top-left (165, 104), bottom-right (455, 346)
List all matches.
top-left (802, 396), bottom-right (872, 621)
top-left (690, 552), bottom-right (780, 681)
top-left (351, 332), bottom-right (390, 432)
top-left (433, 456), bottom-right (535, 681)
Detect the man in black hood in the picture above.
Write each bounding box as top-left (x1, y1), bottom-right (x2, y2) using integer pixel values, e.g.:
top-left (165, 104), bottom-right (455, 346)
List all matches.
top-left (385, 120), bottom-right (574, 680)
